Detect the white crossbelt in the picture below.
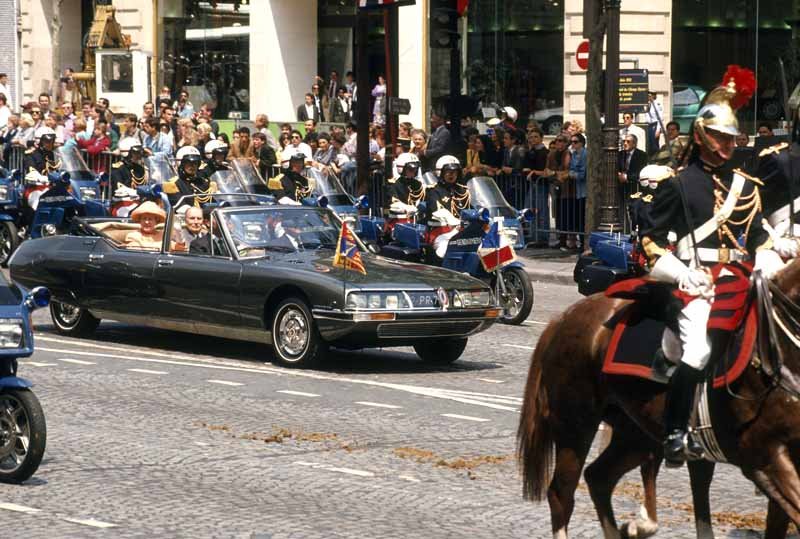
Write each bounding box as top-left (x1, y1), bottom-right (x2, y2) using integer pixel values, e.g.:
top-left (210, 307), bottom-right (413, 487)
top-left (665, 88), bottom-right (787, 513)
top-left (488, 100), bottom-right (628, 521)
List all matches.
top-left (676, 247), bottom-right (746, 263)
top-left (675, 172), bottom-right (747, 259)
top-left (767, 196), bottom-right (800, 228)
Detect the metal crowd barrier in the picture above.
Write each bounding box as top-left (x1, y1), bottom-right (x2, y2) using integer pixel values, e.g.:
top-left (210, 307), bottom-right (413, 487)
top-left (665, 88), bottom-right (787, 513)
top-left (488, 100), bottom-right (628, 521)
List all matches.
top-left (78, 149), bottom-right (121, 174)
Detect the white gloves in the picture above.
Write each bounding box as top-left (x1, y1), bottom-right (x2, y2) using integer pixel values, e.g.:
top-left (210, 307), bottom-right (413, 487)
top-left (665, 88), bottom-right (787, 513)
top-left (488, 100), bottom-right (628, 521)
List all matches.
top-left (278, 196), bottom-right (302, 206)
top-left (649, 251), bottom-right (714, 299)
top-left (755, 249), bottom-right (786, 280)
top-left (24, 170), bottom-right (47, 186)
top-left (773, 237), bottom-right (800, 259)
top-left (389, 201), bottom-right (417, 215)
top-left (113, 185), bottom-right (138, 199)
top-left (431, 208), bottom-right (461, 227)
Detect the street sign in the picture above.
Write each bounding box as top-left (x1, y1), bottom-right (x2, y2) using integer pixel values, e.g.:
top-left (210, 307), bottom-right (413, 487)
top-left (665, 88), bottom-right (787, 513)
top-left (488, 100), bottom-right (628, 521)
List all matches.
top-left (358, 0), bottom-right (416, 9)
top-left (576, 40), bottom-right (590, 71)
top-left (618, 69), bottom-right (649, 113)
top-left (388, 97), bottom-right (411, 115)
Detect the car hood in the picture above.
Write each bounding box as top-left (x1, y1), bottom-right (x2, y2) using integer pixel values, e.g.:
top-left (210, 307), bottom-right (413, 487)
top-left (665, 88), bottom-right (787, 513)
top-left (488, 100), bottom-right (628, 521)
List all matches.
top-left (256, 250), bottom-right (489, 291)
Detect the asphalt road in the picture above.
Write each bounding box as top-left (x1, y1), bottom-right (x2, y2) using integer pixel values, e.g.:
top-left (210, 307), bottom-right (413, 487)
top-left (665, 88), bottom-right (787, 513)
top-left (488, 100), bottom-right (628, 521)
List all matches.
top-left (0, 281), bottom-right (780, 538)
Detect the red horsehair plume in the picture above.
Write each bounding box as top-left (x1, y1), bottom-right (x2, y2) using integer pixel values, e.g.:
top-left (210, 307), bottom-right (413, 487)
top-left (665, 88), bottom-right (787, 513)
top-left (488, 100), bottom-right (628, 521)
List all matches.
top-left (721, 65), bottom-right (756, 110)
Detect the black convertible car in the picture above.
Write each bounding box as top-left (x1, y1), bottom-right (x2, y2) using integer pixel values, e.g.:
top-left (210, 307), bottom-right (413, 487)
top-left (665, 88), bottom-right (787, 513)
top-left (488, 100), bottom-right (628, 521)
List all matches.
top-left (9, 198), bottom-right (500, 368)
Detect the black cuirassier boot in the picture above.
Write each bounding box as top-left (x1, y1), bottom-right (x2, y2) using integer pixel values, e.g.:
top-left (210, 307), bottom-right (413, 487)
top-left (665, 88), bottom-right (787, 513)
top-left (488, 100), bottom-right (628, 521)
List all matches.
top-left (663, 362), bottom-right (705, 467)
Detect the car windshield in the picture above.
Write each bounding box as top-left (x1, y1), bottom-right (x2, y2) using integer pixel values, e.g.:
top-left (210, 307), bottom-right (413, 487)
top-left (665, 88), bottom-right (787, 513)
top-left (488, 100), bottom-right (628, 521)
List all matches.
top-left (220, 207), bottom-right (345, 257)
top-left (145, 155), bottom-right (174, 184)
top-left (57, 147), bottom-right (95, 182)
top-left (467, 177), bottom-right (517, 218)
top-left (308, 168), bottom-right (352, 206)
top-left (230, 158), bottom-right (270, 195)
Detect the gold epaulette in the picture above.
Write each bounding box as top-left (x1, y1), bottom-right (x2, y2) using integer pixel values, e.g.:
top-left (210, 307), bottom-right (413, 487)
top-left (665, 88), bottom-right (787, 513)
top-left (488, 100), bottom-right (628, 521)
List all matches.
top-left (758, 142), bottom-right (789, 158)
top-left (387, 176), bottom-right (397, 184)
top-left (199, 162), bottom-right (207, 170)
top-left (268, 175), bottom-right (284, 191)
top-left (112, 161), bottom-right (123, 169)
top-left (24, 149), bottom-right (34, 154)
top-left (629, 192), bottom-right (642, 199)
top-left (209, 181), bottom-right (218, 193)
top-left (733, 168), bottom-right (764, 186)
top-left (642, 194), bottom-right (653, 203)
top-left (162, 178), bottom-right (179, 194)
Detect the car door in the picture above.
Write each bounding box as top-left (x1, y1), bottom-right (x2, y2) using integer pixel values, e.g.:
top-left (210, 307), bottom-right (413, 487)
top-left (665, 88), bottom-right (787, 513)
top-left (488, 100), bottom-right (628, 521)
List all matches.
top-left (82, 237), bottom-right (159, 317)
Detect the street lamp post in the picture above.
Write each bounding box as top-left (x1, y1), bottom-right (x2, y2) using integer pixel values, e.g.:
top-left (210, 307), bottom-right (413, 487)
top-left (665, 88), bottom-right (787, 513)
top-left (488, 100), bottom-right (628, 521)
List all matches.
top-left (599, 0), bottom-right (622, 231)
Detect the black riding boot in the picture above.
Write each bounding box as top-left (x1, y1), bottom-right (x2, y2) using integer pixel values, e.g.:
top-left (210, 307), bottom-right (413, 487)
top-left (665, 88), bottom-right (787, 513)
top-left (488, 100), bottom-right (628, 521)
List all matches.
top-left (663, 362), bottom-right (704, 467)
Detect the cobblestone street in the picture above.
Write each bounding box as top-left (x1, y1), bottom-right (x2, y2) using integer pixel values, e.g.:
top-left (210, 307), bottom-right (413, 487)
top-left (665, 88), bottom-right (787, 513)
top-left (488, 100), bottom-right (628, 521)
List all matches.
top-left (0, 280), bottom-right (782, 538)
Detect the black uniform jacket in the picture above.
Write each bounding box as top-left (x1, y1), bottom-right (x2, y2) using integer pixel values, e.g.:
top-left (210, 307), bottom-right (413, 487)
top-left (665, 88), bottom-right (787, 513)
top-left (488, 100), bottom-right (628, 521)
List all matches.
top-left (641, 160), bottom-right (770, 265)
top-left (163, 173), bottom-right (218, 208)
top-left (386, 176), bottom-right (425, 208)
top-left (268, 171), bottom-right (312, 202)
top-left (24, 148), bottom-right (60, 175)
top-left (110, 160), bottom-right (147, 192)
top-left (425, 180), bottom-right (471, 222)
top-left (627, 188), bottom-right (655, 235)
top-left (756, 142), bottom-right (800, 226)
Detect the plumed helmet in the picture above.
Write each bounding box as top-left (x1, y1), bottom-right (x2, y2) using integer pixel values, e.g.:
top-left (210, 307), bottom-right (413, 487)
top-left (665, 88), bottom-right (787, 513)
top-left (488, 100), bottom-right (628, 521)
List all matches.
top-left (118, 137), bottom-right (143, 157)
top-left (394, 152), bottom-right (420, 176)
top-left (694, 65), bottom-right (756, 140)
top-left (176, 145), bottom-right (202, 165)
top-left (638, 164), bottom-right (674, 189)
top-left (435, 155), bottom-right (462, 176)
top-left (204, 139), bottom-right (228, 158)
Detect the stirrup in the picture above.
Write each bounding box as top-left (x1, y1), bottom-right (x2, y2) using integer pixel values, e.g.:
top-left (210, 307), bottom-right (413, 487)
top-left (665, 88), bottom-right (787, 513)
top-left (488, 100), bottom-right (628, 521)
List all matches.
top-left (664, 430), bottom-right (688, 468)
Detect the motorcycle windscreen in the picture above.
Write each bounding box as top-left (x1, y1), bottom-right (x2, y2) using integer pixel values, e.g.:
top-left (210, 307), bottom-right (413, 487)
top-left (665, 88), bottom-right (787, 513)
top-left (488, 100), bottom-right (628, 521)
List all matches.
top-left (466, 177), bottom-right (517, 218)
top-left (230, 158), bottom-right (269, 195)
top-left (56, 147), bottom-right (95, 182)
top-left (307, 168), bottom-right (352, 206)
top-left (144, 155), bottom-right (175, 185)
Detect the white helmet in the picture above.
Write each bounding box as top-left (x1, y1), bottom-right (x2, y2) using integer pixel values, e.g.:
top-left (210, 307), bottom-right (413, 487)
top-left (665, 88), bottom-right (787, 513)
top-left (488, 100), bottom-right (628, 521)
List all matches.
top-left (435, 155), bottom-right (462, 177)
top-left (175, 145), bottom-right (201, 161)
top-left (502, 106), bottom-right (518, 122)
top-left (204, 139), bottom-right (228, 158)
top-left (36, 127), bottom-right (56, 144)
top-left (118, 137), bottom-right (143, 156)
top-left (394, 153), bottom-right (420, 176)
top-left (638, 164), bottom-right (674, 189)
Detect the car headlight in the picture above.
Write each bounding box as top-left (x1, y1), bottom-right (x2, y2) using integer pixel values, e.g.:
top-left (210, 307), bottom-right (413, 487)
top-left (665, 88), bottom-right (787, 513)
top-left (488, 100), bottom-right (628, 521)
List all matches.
top-left (79, 186), bottom-right (98, 200)
top-left (346, 292), bottom-right (411, 310)
top-left (454, 289), bottom-right (494, 308)
top-left (0, 318), bottom-right (24, 348)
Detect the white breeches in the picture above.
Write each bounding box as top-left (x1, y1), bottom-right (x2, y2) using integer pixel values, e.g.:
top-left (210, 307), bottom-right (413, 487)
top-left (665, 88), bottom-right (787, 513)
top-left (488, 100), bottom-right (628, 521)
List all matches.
top-left (433, 229), bottom-right (459, 259)
top-left (671, 297), bottom-right (712, 370)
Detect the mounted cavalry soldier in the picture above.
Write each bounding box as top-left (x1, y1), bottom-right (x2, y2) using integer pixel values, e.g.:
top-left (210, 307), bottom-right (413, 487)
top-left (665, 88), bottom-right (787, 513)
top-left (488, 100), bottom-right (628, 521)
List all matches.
top-left (425, 154), bottom-right (471, 259)
top-left (268, 152), bottom-right (312, 205)
top-left (640, 66), bottom-right (796, 467)
top-left (164, 146), bottom-right (218, 209)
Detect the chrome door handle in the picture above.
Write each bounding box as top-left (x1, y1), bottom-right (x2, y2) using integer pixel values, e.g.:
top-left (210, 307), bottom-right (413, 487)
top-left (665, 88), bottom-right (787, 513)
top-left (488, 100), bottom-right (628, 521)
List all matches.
top-left (157, 259), bottom-right (174, 267)
top-left (88, 254), bottom-right (104, 261)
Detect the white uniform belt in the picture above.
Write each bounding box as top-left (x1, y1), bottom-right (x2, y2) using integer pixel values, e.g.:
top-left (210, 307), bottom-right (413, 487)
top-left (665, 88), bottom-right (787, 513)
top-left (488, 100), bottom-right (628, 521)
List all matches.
top-left (768, 197), bottom-right (800, 228)
top-left (677, 247), bottom-right (747, 264)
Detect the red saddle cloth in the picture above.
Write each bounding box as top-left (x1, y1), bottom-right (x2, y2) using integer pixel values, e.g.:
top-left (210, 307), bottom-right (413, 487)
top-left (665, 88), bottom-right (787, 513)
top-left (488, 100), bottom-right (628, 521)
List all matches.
top-left (602, 263), bottom-right (757, 389)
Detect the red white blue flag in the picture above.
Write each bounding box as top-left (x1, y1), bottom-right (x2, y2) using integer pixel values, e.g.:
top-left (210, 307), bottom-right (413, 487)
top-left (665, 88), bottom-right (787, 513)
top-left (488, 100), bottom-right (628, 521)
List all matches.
top-left (477, 221), bottom-right (516, 272)
top-left (358, 0), bottom-right (416, 10)
top-left (334, 221), bottom-right (367, 275)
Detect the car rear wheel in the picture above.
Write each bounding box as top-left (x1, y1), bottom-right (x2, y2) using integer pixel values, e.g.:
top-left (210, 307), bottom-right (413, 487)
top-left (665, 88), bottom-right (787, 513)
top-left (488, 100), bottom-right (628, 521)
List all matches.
top-left (49, 300), bottom-right (100, 336)
top-left (270, 298), bottom-right (327, 369)
top-left (414, 337), bottom-right (468, 365)
top-left (0, 222), bottom-right (20, 268)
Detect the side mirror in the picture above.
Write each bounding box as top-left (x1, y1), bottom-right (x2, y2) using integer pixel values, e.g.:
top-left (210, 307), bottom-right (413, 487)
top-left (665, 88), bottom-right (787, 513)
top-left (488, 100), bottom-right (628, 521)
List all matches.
top-left (355, 195), bottom-right (369, 210)
top-left (519, 208), bottom-right (534, 222)
top-left (24, 286), bottom-right (51, 310)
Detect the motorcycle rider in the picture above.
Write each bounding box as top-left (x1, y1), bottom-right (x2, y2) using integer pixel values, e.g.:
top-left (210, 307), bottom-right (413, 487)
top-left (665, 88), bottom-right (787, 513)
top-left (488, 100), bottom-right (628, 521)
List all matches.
top-left (641, 68), bottom-right (793, 467)
top-left (111, 137), bottom-right (148, 193)
top-left (24, 129), bottom-right (60, 177)
top-left (203, 139), bottom-right (230, 176)
top-left (386, 152), bottom-right (425, 212)
top-left (268, 153), bottom-right (312, 205)
top-left (425, 155), bottom-right (470, 259)
top-left (163, 146), bottom-right (218, 209)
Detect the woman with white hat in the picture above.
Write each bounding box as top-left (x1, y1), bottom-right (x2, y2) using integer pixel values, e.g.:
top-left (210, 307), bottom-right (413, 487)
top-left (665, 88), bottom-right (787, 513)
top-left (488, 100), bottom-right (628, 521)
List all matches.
top-left (125, 201), bottom-right (166, 251)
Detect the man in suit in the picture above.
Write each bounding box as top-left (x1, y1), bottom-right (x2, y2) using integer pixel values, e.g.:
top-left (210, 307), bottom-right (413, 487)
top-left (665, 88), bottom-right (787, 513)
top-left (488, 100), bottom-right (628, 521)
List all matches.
top-left (330, 87), bottom-right (352, 124)
top-left (326, 70), bottom-right (340, 121)
top-left (423, 111), bottom-right (452, 172)
top-left (617, 133), bottom-right (648, 185)
top-left (311, 83), bottom-right (325, 122)
top-left (297, 94), bottom-right (320, 122)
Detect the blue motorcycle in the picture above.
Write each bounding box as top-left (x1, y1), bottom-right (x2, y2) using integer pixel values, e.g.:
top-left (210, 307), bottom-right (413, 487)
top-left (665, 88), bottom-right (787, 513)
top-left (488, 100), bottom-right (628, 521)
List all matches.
top-left (0, 167), bottom-right (26, 266)
top-left (307, 168), bottom-right (368, 230)
top-left (0, 281), bottom-right (50, 483)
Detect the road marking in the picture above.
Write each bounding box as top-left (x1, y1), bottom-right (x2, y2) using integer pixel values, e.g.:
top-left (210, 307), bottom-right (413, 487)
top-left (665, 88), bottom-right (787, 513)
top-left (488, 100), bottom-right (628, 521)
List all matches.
top-left (127, 368), bottom-right (168, 375)
top-left (523, 320), bottom-right (549, 326)
top-left (56, 358), bottom-right (96, 365)
top-left (23, 362), bottom-right (56, 367)
top-left (207, 379), bottom-right (244, 387)
top-left (37, 344), bottom-right (518, 412)
top-left (436, 388), bottom-right (522, 404)
top-left (194, 442), bottom-right (210, 447)
top-left (441, 413), bottom-right (490, 422)
top-left (0, 502), bottom-right (41, 514)
top-left (292, 461), bottom-right (374, 477)
top-left (61, 517), bottom-right (118, 529)
top-left (502, 344), bottom-right (535, 351)
top-left (277, 390), bottom-right (320, 398)
top-left (477, 378), bottom-right (505, 384)
top-left (355, 401), bottom-right (402, 409)
top-left (399, 475), bottom-right (421, 483)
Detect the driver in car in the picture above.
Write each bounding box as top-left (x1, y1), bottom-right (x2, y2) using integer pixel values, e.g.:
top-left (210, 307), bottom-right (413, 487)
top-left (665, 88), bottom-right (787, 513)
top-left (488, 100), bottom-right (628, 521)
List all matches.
top-left (268, 153), bottom-right (313, 205)
top-left (163, 146), bottom-right (218, 209)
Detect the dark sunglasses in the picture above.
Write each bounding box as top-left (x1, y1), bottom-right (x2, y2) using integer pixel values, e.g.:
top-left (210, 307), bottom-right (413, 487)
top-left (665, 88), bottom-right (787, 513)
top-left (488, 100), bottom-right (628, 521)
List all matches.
top-left (291, 135), bottom-right (301, 139)
top-left (570, 139), bottom-right (580, 143)
top-left (31, 110), bottom-right (41, 115)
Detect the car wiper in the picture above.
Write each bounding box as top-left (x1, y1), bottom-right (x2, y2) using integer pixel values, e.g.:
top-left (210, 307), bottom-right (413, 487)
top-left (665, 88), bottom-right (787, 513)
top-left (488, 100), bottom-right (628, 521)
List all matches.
top-left (261, 245), bottom-right (296, 253)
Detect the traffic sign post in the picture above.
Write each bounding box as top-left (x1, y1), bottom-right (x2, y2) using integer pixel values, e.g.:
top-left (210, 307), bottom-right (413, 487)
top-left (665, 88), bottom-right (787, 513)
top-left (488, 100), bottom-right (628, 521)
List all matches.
top-left (576, 40), bottom-right (590, 71)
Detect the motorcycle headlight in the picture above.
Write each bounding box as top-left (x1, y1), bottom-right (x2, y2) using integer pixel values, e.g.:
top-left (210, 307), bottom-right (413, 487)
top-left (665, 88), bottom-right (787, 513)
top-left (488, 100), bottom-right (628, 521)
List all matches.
top-left (0, 319), bottom-right (24, 348)
top-left (79, 186), bottom-right (98, 200)
top-left (454, 289), bottom-right (493, 308)
top-left (346, 292), bottom-right (411, 311)
top-left (0, 185), bottom-right (9, 201)
top-left (43, 224), bottom-right (58, 236)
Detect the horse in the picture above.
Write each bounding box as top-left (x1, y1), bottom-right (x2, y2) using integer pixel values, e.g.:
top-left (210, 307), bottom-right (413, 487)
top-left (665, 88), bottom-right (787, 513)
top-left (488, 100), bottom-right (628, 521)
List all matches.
top-left (517, 258), bottom-right (800, 538)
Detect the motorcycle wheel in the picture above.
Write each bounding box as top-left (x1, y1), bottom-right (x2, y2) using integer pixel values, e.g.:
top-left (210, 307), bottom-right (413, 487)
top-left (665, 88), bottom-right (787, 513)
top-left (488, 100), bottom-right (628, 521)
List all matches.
top-left (495, 267), bottom-right (534, 325)
top-left (0, 221), bottom-right (20, 268)
top-left (0, 388), bottom-right (46, 484)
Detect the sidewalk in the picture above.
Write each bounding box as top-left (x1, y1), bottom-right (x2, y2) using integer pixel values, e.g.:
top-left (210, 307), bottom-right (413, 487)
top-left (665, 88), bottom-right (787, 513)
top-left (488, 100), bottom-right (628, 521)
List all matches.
top-left (517, 248), bottom-right (577, 286)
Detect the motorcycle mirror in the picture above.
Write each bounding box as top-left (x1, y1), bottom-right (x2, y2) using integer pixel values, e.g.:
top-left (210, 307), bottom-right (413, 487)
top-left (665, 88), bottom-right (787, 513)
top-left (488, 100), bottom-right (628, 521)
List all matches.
top-left (479, 207), bottom-right (491, 222)
top-left (519, 208), bottom-right (534, 222)
top-left (24, 286), bottom-right (51, 310)
top-left (318, 195), bottom-right (329, 208)
top-left (355, 195), bottom-right (369, 210)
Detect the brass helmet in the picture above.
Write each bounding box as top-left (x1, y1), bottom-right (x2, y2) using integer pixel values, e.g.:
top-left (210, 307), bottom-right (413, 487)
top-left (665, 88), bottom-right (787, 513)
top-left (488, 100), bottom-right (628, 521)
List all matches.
top-left (694, 65), bottom-right (756, 142)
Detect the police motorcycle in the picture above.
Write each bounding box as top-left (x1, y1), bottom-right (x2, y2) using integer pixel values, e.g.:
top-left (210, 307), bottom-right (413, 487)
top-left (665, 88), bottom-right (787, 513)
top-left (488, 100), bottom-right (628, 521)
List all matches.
top-left (0, 281), bottom-right (51, 483)
top-left (230, 158), bottom-right (271, 195)
top-left (108, 151), bottom-right (174, 217)
top-left (108, 138), bottom-right (150, 217)
top-left (0, 168), bottom-right (26, 266)
top-left (306, 167), bottom-right (368, 229)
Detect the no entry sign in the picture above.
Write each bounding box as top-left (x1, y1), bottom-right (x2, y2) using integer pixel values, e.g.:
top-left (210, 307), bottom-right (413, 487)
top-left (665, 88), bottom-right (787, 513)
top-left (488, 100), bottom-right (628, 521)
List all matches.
top-left (576, 40), bottom-right (590, 70)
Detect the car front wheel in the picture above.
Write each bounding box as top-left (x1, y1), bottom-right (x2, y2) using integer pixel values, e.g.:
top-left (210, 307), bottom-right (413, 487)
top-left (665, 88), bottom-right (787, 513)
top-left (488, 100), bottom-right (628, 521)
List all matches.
top-left (414, 337), bottom-right (468, 365)
top-left (49, 300), bottom-right (100, 336)
top-left (270, 298), bottom-right (327, 368)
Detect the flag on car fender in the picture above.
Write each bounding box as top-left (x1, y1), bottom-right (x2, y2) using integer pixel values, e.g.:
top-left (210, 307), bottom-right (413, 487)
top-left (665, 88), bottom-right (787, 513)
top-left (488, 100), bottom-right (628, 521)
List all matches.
top-left (334, 221), bottom-right (367, 275)
top-left (477, 221), bottom-right (515, 272)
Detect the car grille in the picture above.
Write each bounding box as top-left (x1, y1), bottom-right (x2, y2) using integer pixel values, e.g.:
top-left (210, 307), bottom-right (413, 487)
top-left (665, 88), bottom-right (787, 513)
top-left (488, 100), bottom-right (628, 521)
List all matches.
top-left (376, 320), bottom-right (482, 338)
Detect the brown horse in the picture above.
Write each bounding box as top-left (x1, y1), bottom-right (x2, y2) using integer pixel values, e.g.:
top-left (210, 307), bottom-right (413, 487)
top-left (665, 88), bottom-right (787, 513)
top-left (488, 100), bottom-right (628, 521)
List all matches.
top-left (517, 258), bottom-right (800, 538)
